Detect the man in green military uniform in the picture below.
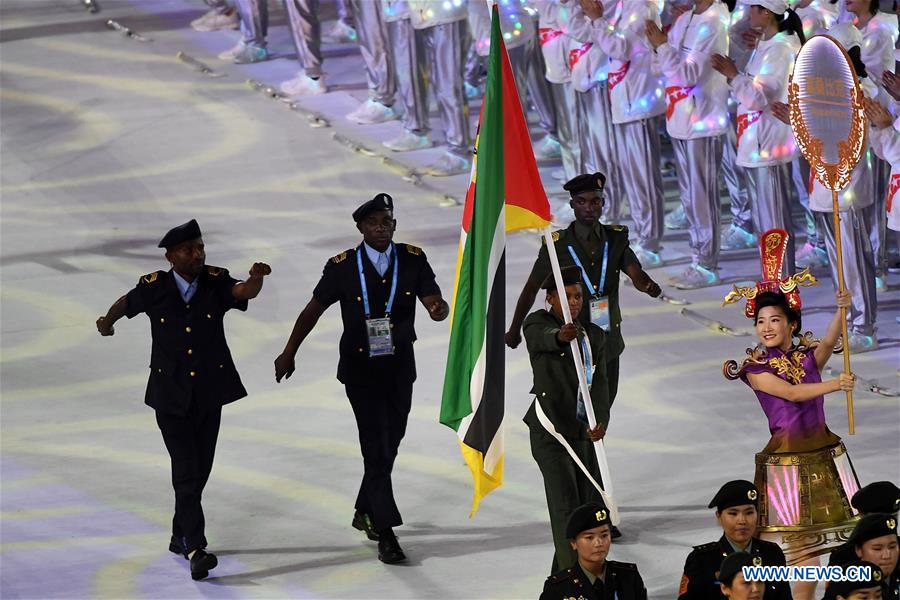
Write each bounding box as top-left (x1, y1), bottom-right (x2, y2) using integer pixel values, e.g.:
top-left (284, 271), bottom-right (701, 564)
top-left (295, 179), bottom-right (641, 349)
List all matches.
top-left (540, 502), bottom-right (648, 600)
top-left (678, 480), bottom-right (791, 600)
top-left (506, 172), bottom-right (661, 412)
top-left (524, 265), bottom-right (609, 574)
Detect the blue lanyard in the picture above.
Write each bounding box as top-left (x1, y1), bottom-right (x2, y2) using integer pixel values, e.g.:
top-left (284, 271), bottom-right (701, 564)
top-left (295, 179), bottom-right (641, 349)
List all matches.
top-left (356, 243), bottom-right (398, 318)
top-left (567, 243), bottom-right (608, 297)
top-left (580, 334), bottom-right (593, 387)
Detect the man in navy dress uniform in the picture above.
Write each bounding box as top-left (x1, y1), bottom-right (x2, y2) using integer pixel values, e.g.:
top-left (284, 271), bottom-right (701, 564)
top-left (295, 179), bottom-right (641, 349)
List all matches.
top-left (274, 193), bottom-right (448, 564)
top-left (96, 219), bottom-right (271, 580)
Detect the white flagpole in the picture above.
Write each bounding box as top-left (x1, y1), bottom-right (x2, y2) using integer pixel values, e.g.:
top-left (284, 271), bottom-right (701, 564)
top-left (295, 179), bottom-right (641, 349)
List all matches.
top-left (541, 226), bottom-right (619, 525)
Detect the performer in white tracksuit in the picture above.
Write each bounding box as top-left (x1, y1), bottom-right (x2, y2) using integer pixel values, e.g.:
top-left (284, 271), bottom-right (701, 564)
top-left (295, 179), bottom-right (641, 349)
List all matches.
top-left (867, 93), bottom-right (900, 238)
top-left (849, 0), bottom-right (899, 281)
top-left (535, 0), bottom-right (581, 181)
top-left (807, 23), bottom-right (881, 353)
top-left (719, 0), bottom-right (757, 250)
top-left (565, 1), bottom-right (628, 225)
top-left (650, 0), bottom-right (731, 288)
top-left (582, 0), bottom-right (667, 262)
top-left (279, 0), bottom-right (325, 97)
top-left (381, 0), bottom-right (471, 177)
top-left (713, 0), bottom-right (804, 277)
top-left (791, 0), bottom-right (838, 270)
top-left (345, 0), bottom-right (399, 125)
top-left (466, 0), bottom-right (560, 159)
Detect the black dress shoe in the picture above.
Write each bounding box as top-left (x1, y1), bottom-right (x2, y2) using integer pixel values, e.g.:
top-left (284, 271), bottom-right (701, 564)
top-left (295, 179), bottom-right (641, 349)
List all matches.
top-left (169, 535), bottom-right (208, 557)
top-left (377, 530), bottom-right (406, 564)
top-left (189, 549), bottom-right (218, 580)
top-left (351, 510), bottom-right (380, 541)
top-left (610, 525), bottom-right (622, 539)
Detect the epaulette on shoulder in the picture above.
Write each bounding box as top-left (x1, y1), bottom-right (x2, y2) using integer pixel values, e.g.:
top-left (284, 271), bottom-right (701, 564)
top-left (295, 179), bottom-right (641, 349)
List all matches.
top-left (206, 265), bottom-right (228, 277)
top-left (608, 560), bottom-right (639, 571)
top-left (330, 250), bottom-right (349, 264)
top-left (404, 244), bottom-right (422, 256)
top-left (693, 541), bottom-right (720, 552)
top-left (140, 270), bottom-right (164, 285)
top-left (604, 223), bottom-right (629, 234)
top-left (546, 568), bottom-right (577, 584)
top-left (542, 230), bottom-right (563, 245)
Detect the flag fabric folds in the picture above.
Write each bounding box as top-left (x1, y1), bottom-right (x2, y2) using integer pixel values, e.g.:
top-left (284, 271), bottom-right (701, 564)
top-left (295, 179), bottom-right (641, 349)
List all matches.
top-left (440, 5), bottom-right (551, 516)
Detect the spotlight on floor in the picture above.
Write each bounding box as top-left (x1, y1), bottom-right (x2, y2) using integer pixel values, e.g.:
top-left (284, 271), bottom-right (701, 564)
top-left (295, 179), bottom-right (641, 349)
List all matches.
top-left (83, 0), bottom-right (100, 13)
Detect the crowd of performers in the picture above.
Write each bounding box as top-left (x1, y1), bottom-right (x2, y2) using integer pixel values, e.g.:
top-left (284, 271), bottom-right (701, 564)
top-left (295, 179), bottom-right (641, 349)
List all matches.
top-left (188, 0), bottom-right (899, 353)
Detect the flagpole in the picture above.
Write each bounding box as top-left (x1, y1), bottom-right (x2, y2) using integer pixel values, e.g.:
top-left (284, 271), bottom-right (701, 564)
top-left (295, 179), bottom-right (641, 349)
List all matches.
top-left (542, 226), bottom-right (620, 525)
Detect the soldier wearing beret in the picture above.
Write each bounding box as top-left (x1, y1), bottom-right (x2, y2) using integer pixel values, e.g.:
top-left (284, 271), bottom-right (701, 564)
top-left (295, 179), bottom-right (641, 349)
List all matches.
top-left (96, 219), bottom-right (271, 580)
top-left (678, 480), bottom-right (791, 600)
top-left (506, 172), bottom-right (661, 429)
top-left (540, 502), bottom-right (648, 600)
top-left (824, 560), bottom-right (887, 600)
top-left (834, 514), bottom-right (899, 600)
top-left (273, 193), bottom-right (448, 565)
top-left (718, 553), bottom-right (766, 600)
top-left (829, 483), bottom-right (900, 568)
top-left (524, 265), bottom-right (610, 573)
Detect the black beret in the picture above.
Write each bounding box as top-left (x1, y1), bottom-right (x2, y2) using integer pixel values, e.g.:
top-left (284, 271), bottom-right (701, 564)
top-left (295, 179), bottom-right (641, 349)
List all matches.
top-left (718, 553), bottom-right (760, 586)
top-left (566, 502), bottom-right (611, 539)
top-left (851, 481), bottom-right (900, 515)
top-left (563, 172), bottom-right (606, 197)
top-left (849, 513), bottom-right (898, 546)
top-left (825, 561), bottom-right (883, 599)
top-left (542, 265), bottom-right (583, 291)
top-left (352, 193), bottom-right (394, 222)
top-left (158, 219), bottom-right (201, 249)
top-left (709, 480), bottom-right (759, 511)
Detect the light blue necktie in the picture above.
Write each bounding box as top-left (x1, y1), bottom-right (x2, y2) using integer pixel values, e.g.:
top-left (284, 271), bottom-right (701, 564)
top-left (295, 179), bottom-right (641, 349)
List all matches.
top-left (377, 252), bottom-right (389, 277)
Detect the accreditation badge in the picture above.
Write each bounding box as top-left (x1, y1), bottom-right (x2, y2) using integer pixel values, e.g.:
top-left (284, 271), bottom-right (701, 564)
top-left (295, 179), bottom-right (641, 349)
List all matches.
top-left (589, 296), bottom-right (610, 331)
top-left (365, 317), bottom-right (394, 357)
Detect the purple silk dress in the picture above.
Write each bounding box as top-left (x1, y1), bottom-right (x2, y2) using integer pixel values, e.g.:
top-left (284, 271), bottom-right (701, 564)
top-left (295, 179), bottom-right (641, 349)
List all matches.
top-left (739, 346), bottom-right (842, 454)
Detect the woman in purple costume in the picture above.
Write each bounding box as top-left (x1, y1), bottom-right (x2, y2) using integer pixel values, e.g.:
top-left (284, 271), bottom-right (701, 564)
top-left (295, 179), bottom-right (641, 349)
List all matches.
top-left (723, 229), bottom-right (862, 578)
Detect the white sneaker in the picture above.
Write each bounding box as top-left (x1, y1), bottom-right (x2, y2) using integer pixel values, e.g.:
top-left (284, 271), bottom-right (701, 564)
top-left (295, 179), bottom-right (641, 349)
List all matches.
top-left (383, 131), bottom-right (432, 152)
top-left (426, 152), bottom-right (471, 177)
top-left (281, 73), bottom-right (326, 96)
top-left (191, 9), bottom-right (238, 32)
top-left (847, 330), bottom-right (879, 353)
top-left (346, 99), bottom-right (398, 125)
top-left (464, 81), bottom-right (483, 99)
top-left (664, 204), bottom-right (688, 230)
top-left (551, 169), bottom-right (566, 181)
top-left (795, 242), bottom-right (829, 269)
top-left (669, 264), bottom-right (720, 290)
top-left (323, 20), bottom-right (357, 43)
top-left (875, 275), bottom-right (887, 293)
top-left (218, 42), bottom-right (244, 61)
top-left (721, 224), bottom-right (756, 250)
top-left (632, 245), bottom-right (663, 268)
top-left (534, 135), bottom-right (562, 160)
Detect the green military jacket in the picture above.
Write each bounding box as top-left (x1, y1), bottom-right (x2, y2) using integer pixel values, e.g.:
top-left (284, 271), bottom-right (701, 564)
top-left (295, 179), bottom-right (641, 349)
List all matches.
top-left (522, 308), bottom-right (609, 439)
top-left (528, 222), bottom-right (636, 359)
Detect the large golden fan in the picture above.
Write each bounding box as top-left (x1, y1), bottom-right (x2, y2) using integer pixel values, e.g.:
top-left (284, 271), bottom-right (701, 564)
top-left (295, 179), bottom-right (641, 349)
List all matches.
top-left (787, 35), bottom-right (865, 434)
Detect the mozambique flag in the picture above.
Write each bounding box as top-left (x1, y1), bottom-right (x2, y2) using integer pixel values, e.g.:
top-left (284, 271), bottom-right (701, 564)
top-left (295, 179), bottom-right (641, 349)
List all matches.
top-left (440, 5), bottom-right (551, 517)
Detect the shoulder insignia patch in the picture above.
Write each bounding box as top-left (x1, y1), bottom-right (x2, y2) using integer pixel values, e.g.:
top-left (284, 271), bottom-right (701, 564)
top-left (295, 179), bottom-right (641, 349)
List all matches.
top-left (609, 560), bottom-right (638, 571)
top-left (206, 266), bottom-right (224, 277)
top-left (405, 244), bottom-right (422, 256)
top-left (693, 541), bottom-right (719, 552)
top-left (140, 271), bottom-right (160, 284)
top-left (679, 574), bottom-right (689, 596)
top-left (607, 224), bottom-right (629, 233)
top-left (330, 251), bottom-right (348, 264)
top-left (546, 568), bottom-right (577, 584)
top-left (542, 231), bottom-right (562, 246)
